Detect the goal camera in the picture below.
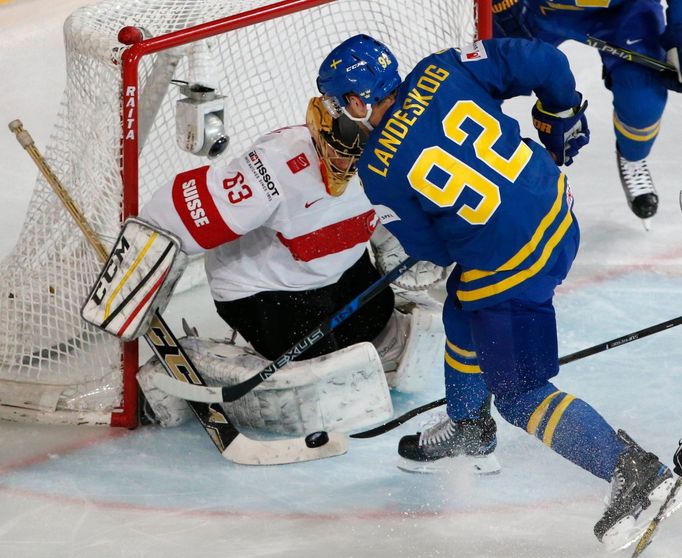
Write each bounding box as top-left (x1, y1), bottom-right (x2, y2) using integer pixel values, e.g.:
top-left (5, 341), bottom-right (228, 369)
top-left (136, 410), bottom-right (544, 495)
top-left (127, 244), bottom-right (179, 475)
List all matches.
top-left (175, 82), bottom-right (229, 159)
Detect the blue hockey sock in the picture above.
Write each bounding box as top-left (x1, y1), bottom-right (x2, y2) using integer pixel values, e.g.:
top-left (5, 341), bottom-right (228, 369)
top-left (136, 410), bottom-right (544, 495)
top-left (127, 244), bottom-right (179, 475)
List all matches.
top-left (495, 383), bottom-right (626, 480)
top-left (443, 339), bottom-right (490, 421)
top-left (609, 64), bottom-right (666, 161)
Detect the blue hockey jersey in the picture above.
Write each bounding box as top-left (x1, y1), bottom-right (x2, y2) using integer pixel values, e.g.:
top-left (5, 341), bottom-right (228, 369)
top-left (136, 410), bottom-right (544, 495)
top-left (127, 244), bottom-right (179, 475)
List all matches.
top-left (511, 0), bottom-right (665, 65)
top-left (492, 1), bottom-right (666, 163)
top-left (359, 39), bottom-right (580, 310)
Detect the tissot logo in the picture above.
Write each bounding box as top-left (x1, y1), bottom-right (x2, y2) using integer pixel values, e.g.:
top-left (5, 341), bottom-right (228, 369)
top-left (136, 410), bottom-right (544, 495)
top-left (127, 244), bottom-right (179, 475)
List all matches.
top-left (247, 151), bottom-right (279, 198)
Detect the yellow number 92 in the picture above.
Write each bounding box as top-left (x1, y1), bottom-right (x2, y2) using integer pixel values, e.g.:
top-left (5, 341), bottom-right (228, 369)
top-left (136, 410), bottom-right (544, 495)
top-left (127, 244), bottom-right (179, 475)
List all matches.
top-left (407, 100), bottom-right (532, 225)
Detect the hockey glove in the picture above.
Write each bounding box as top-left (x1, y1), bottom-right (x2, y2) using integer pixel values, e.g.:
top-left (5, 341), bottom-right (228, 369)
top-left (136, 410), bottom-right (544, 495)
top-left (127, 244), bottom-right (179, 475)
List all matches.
top-left (371, 224), bottom-right (449, 291)
top-left (674, 439), bottom-right (682, 476)
top-left (661, 23), bottom-right (682, 92)
top-left (81, 218), bottom-right (188, 341)
top-left (532, 95), bottom-right (589, 166)
top-left (492, 0), bottom-right (534, 39)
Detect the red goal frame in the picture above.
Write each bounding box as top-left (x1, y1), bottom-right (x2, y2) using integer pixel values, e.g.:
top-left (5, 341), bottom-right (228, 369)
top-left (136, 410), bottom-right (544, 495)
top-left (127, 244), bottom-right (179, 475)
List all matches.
top-left (114, 0), bottom-right (492, 428)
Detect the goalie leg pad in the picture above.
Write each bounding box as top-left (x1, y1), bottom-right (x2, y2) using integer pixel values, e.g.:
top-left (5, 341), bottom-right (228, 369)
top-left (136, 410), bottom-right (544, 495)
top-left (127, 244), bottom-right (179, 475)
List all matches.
top-left (81, 218), bottom-right (188, 340)
top-left (138, 362), bottom-right (194, 427)
top-left (375, 308), bottom-right (445, 393)
top-left (138, 338), bottom-right (393, 435)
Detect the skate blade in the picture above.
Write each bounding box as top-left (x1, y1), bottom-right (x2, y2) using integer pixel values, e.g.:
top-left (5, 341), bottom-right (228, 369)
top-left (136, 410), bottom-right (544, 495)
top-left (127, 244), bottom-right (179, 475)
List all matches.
top-left (640, 218), bottom-right (652, 232)
top-left (601, 477), bottom-right (682, 552)
top-left (397, 453), bottom-right (501, 475)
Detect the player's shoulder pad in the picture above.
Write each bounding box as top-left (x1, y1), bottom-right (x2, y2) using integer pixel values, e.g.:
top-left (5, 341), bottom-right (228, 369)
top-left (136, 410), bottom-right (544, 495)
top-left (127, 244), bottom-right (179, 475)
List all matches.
top-left (460, 40), bottom-right (488, 63)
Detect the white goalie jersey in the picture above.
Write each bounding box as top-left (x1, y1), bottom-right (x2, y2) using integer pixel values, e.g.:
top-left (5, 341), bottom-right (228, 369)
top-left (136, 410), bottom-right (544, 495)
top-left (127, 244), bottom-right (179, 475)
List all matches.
top-left (140, 125), bottom-right (378, 301)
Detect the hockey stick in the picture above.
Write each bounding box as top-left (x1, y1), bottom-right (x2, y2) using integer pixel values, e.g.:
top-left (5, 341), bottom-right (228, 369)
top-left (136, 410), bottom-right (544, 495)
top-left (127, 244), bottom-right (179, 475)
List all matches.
top-left (351, 313), bottom-right (682, 439)
top-left (631, 441), bottom-right (682, 556)
top-left (630, 476), bottom-right (682, 557)
top-left (9, 119), bottom-right (347, 465)
top-left (583, 35), bottom-right (677, 74)
top-left (151, 255), bottom-right (419, 403)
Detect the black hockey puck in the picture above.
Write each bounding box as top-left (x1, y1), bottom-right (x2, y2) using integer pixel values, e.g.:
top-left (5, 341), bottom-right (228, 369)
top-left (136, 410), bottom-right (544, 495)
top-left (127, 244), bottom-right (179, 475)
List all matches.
top-left (305, 431), bottom-right (329, 448)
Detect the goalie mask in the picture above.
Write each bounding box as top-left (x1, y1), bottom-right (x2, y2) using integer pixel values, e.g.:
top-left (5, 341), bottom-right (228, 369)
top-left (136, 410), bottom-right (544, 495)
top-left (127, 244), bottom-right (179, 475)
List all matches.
top-left (306, 96), bottom-right (367, 196)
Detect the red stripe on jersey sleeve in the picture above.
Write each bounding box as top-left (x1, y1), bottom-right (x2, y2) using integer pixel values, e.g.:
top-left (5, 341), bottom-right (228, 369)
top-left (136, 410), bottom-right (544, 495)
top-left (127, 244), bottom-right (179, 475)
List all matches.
top-left (277, 210), bottom-right (378, 262)
top-left (171, 166), bottom-right (240, 249)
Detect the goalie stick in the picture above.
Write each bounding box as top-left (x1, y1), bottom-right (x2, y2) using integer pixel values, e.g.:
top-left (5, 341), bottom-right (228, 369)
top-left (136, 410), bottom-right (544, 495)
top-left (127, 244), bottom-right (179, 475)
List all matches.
top-left (9, 119), bottom-right (347, 465)
top-left (151, 255), bottom-right (418, 403)
top-left (351, 312), bottom-right (682, 439)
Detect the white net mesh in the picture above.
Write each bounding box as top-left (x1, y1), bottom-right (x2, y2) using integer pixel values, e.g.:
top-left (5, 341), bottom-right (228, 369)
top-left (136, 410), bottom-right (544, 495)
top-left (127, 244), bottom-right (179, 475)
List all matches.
top-left (0, 0), bottom-right (481, 424)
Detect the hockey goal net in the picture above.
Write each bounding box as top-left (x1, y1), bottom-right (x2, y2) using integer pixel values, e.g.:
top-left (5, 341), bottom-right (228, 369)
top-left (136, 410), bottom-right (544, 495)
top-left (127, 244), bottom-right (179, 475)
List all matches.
top-left (0, 0), bottom-right (490, 427)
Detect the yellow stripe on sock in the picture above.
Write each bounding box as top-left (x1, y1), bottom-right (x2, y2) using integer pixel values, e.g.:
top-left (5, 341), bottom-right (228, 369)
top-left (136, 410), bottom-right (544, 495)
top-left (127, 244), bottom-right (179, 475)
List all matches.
top-left (613, 114), bottom-right (660, 142)
top-left (542, 394), bottom-right (576, 447)
top-left (527, 390), bottom-right (561, 436)
top-left (444, 351), bottom-right (481, 374)
top-left (446, 340), bottom-right (477, 358)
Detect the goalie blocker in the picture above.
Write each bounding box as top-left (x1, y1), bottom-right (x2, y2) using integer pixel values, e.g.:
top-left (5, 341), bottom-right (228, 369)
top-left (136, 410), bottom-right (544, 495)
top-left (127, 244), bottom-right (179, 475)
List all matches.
top-left (81, 218), bottom-right (188, 340)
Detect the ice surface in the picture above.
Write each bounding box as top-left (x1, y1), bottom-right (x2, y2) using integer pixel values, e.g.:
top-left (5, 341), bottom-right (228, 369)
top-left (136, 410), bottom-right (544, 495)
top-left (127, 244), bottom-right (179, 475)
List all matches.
top-left (1, 2), bottom-right (681, 557)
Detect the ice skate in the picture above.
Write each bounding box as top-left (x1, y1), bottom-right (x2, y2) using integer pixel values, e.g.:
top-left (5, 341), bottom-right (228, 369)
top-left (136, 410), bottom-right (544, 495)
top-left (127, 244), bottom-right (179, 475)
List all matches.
top-left (397, 410), bottom-right (500, 475)
top-left (616, 150), bottom-right (658, 229)
top-left (595, 430), bottom-right (682, 552)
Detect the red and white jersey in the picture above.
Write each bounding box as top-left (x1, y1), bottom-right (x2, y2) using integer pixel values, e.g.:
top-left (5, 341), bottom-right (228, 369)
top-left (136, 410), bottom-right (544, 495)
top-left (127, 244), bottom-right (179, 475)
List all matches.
top-left (140, 125), bottom-right (377, 301)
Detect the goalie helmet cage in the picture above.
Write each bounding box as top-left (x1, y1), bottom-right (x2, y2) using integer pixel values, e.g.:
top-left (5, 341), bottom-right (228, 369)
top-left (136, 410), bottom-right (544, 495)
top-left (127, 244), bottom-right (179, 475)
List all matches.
top-left (0, 0), bottom-right (491, 428)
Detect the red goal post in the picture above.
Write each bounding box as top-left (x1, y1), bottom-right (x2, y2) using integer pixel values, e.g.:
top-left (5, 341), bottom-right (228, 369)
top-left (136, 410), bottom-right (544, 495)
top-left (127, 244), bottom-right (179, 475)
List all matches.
top-left (0, 0), bottom-right (491, 428)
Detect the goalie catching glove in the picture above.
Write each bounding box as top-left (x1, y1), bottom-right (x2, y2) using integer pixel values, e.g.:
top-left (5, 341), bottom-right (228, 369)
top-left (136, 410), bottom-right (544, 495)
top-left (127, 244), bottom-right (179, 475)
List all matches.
top-left (371, 223), bottom-right (449, 292)
top-left (81, 218), bottom-right (188, 340)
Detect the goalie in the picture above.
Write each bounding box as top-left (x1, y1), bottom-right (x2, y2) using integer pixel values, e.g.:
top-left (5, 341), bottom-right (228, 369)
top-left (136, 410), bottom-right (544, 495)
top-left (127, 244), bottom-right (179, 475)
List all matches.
top-left (82, 95), bottom-right (449, 440)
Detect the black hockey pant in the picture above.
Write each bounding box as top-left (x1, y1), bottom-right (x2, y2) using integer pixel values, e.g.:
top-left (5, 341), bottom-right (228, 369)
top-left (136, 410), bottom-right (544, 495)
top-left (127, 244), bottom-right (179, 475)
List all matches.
top-left (214, 251), bottom-right (395, 361)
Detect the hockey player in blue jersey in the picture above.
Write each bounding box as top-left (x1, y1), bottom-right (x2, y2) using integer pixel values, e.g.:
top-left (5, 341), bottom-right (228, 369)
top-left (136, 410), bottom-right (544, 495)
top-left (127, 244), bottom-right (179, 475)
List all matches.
top-left (316, 34), bottom-right (681, 550)
top-left (664, 0), bottom-right (682, 86)
top-left (493, 0), bottom-right (668, 226)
